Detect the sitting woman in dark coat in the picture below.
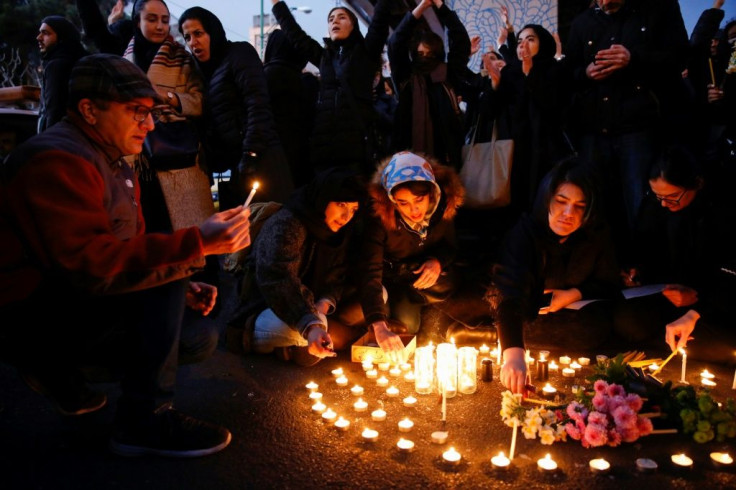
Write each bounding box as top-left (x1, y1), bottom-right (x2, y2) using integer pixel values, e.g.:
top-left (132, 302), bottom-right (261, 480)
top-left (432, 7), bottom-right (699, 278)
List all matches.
top-left (229, 168), bottom-right (366, 366)
top-left (489, 160), bottom-right (621, 393)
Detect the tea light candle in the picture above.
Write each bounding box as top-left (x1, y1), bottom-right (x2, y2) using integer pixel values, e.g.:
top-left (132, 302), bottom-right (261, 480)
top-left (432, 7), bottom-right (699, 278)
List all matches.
top-left (350, 385), bottom-right (364, 396)
top-left (596, 354), bottom-right (608, 365)
top-left (311, 401), bottom-right (326, 413)
top-left (648, 362), bottom-right (660, 373)
top-left (361, 428), bottom-right (378, 442)
top-left (431, 431), bottom-right (448, 444)
top-left (570, 361), bottom-right (582, 371)
top-left (539, 350), bottom-right (550, 362)
top-left (321, 408), bottom-right (337, 422)
top-left (634, 457), bottom-right (657, 473)
top-left (305, 381), bottom-right (318, 391)
top-left (389, 367), bottom-right (402, 378)
top-left (578, 357), bottom-right (590, 366)
top-left (366, 369), bottom-right (378, 379)
top-left (336, 375), bottom-right (349, 387)
top-left (537, 453), bottom-right (558, 473)
top-left (308, 391), bottom-right (323, 401)
top-left (541, 383), bottom-right (557, 398)
top-left (371, 408), bottom-right (386, 422)
top-left (362, 360), bottom-right (373, 372)
top-left (378, 362), bottom-right (391, 371)
top-left (400, 362), bottom-right (412, 371)
top-left (559, 356), bottom-right (571, 365)
top-left (589, 458), bottom-right (610, 474)
top-left (671, 453), bottom-right (693, 469)
top-left (702, 378), bottom-right (717, 387)
top-left (442, 447), bottom-right (461, 465)
top-left (398, 417), bottom-right (414, 432)
top-left (331, 367), bottom-right (344, 377)
top-left (386, 386), bottom-right (400, 397)
top-left (403, 395), bottom-right (417, 407)
top-left (376, 376), bottom-right (389, 387)
top-left (548, 360), bottom-right (559, 371)
top-left (701, 369), bottom-right (715, 379)
top-left (479, 344), bottom-right (490, 355)
top-left (415, 381), bottom-right (431, 393)
top-left (353, 398), bottom-right (368, 412)
top-left (710, 452), bottom-right (733, 467)
top-left (397, 438), bottom-right (415, 453)
top-left (334, 416), bottom-right (350, 431)
top-left (491, 451), bottom-right (511, 470)
top-left (404, 371), bottom-right (416, 382)
top-left (562, 367), bottom-right (576, 378)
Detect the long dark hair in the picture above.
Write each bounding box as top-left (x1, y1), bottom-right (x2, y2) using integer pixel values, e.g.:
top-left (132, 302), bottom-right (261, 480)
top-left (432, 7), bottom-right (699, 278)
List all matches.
top-left (649, 146), bottom-right (703, 190)
top-left (533, 159), bottom-right (599, 227)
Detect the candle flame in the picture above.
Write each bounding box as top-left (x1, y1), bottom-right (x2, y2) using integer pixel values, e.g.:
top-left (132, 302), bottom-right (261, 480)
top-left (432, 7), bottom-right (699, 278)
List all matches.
top-left (252, 181), bottom-right (260, 190)
top-left (679, 348), bottom-right (686, 355)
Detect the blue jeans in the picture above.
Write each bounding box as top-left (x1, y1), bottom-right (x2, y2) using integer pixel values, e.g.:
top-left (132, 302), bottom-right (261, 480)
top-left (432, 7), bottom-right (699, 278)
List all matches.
top-left (578, 130), bottom-right (656, 235)
top-left (252, 308), bottom-right (328, 353)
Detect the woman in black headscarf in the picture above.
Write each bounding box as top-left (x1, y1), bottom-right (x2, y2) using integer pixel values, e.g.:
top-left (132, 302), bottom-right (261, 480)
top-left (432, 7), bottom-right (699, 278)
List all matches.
top-left (179, 7), bottom-right (294, 207)
top-left (488, 23), bottom-right (573, 215)
top-left (229, 168), bottom-right (367, 366)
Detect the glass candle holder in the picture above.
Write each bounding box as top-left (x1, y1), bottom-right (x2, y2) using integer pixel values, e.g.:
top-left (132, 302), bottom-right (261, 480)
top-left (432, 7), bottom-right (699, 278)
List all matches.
top-left (457, 346), bottom-right (478, 394)
top-left (436, 342), bottom-right (458, 399)
top-left (414, 345), bottom-right (435, 395)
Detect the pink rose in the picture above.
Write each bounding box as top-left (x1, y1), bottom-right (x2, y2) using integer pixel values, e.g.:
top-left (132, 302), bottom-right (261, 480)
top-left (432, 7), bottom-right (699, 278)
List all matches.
top-left (637, 417), bottom-right (653, 437)
top-left (593, 379), bottom-right (608, 394)
top-left (626, 393), bottom-right (643, 412)
top-left (583, 423), bottom-right (608, 447)
top-left (592, 393), bottom-right (608, 413)
top-left (612, 405), bottom-right (637, 430)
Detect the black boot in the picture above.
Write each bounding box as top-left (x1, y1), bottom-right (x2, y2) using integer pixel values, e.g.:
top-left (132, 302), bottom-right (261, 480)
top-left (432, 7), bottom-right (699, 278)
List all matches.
top-left (444, 322), bottom-right (497, 347)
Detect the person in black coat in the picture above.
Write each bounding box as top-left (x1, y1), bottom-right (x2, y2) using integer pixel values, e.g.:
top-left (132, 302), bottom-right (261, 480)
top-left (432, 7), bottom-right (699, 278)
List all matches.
top-left (489, 160), bottom-right (621, 393)
top-left (179, 7), bottom-right (294, 207)
top-left (270, 0), bottom-right (392, 176)
top-left (36, 16), bottom-right (88, 132)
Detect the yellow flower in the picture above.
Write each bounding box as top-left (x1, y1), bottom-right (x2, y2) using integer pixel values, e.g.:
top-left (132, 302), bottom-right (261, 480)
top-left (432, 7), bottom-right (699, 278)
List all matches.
top-left (539, 427), bottom-right (556, 445)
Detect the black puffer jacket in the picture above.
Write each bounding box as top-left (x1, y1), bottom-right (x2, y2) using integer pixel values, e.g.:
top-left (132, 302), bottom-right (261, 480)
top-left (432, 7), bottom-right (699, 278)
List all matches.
top-left (272, 0), bottom-right (391, 173)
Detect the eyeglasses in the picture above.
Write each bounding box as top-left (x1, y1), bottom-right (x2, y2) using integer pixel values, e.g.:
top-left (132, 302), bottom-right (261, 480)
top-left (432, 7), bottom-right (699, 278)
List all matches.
top-left (650, 188), bottom-right (688, 205)
top-left (128, 104), bottom-right (163, 123)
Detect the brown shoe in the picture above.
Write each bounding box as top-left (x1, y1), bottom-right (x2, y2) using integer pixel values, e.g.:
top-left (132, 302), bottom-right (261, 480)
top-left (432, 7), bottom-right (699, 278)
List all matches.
top-left (225, 314), bottom-right (256, 355)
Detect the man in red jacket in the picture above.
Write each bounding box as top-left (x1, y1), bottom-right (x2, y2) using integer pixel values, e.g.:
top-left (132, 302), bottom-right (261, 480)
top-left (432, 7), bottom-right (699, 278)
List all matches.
top-left (0, 54), bottom-right (250, 458)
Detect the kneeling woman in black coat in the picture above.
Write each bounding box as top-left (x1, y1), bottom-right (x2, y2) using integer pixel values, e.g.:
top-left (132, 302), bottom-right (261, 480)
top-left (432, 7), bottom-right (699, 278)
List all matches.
top-left (488, 160), bottom-right (622, 393)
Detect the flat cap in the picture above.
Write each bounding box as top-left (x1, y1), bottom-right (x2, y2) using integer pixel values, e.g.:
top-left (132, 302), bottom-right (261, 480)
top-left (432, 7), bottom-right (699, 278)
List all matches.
top-left (69, 53), bottom-right (160, 104)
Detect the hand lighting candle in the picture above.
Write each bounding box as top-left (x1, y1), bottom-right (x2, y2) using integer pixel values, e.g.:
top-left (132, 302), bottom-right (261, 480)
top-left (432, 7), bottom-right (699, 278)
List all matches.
top-left (243, 181), bottom-right (259, 208)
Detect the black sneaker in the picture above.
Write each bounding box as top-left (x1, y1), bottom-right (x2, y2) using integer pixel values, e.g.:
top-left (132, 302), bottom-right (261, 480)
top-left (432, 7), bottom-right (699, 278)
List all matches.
top-left (110, 408), bottom-right (232, 458)
top-left (20, 370), bottom-right (107, 416)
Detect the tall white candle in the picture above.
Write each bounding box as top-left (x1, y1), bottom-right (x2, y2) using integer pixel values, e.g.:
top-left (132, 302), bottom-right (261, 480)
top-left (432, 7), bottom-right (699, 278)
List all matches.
top-left (509, 418), bottom-right (518, 460)
top-left (243, 181), bottom-right (260, 208)
top-left (680, 348), bottom-right (687, 383)
top-left (441, 384), bottom-right (447, 421)
top-left (497, 340), bottom-right (502, 364)
top-left (732, 368), bottom-right (736, 390)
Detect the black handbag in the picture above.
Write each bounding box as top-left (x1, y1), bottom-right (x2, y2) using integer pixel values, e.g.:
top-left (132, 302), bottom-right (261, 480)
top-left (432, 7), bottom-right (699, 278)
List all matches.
top-left (390, 261), bottom-right (459, 305)
top-left (143, 120), bottom-right (199, 170)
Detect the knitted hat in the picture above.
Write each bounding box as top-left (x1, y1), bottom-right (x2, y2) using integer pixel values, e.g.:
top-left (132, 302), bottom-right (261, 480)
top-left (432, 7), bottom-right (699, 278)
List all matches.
top-left (381, 151), bottom-right (441, 203)
top-left (41, 16), bottom-right (81, 44)
top-left (69, 53), bottom-right (161, 104)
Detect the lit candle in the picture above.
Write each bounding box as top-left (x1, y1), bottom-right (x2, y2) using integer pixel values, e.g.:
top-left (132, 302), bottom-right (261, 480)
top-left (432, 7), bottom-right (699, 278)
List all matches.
top-left (321, 408), bottom-right (337, 422)
top-left (537, 453), bottom-right (558, 473)
top-left (403, 395), bottom-right (417, 408)
top-left (398, 417), bottom-right (414, 432)
top-left (376, 376), bottom-right (389, 387)
top-left (648, 362), bottom-right (660, 373)
top-left (541, 383), bottom-right (557, 398)
top-left (404, 371), bottom-right (416, 382)
top-left (389, 366), bottom-right (402, 378)
top-left (350, 385), bottom-right (364, 396)
top-left (559, 356), bottom-right (571, 365)
top-left (701, 369), bottom-right (715, 379)
top-left (400, 362), bottom-right (412, 372)
top-left (539, 350), bottom-right (550, 362)
top-left (366, 369), bottom-right (378, 379)
top-left (331, 367), bottom-right (344, 377)
top-left (378, 362), bottom-right (391, 371)
top-left (311, 401), bottom-right (326, 413)
top-left (562, 367), bottom-right (576, 378)
top-left (491, 451), bottom-right (511, 470)
top-left (334, 416), bottom-right (350, 431)
top-left (671, 453), bottom-right (693, 469)
top-left (243, 181), bottom-right (259, 208)
top-left (362, 360), bottom-right (373, 372)
top-left (509, 418), bottom-right (518, 460)
top-left (636, 458), bottom-right (658, 473)
top-left (680, 348), bottom-right (687, 383)
top-left (361, 428), bottom-right (378, 442)
top-left (589, 458), bottom-right (610, 474)
top-left (479, 344), bottom-right (490, 355)
top-left (386, 386), bottom-right (400, 397)
top-left (497, 340), bottom-right (502, 364)
top-left (548, 360), bottom-right (559, 371)
top-left (305, 381), bottom-right (318, 391)
top-left (353, 398), bottom-right (368, 412)
top-left (308, 391), bottom-right (323, 401)
top-left (371, 408), bottom-right (386, 422)
top-left (441, 385), bottom-right (447, 421)
top-left (732, 367), bottom-right (736, 390)
top-left (442, 447), bottom-right (462, 465)
top-left (570, 361), bottom-right (582, 371)
top-left (431, 431), bottom-right (448, 444)
top-left (710, 452), bottom-right (733, 467)
top-left (596, 354), bottom-right (608, 365)
top-left (702, 378), bottom-right (717, 387)
top-left (397, 438), bottom-right (415, 453)
top-left (578, 357), bottom-right (590, 366)
top-left (336, 375), bottom-right (348, 387)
